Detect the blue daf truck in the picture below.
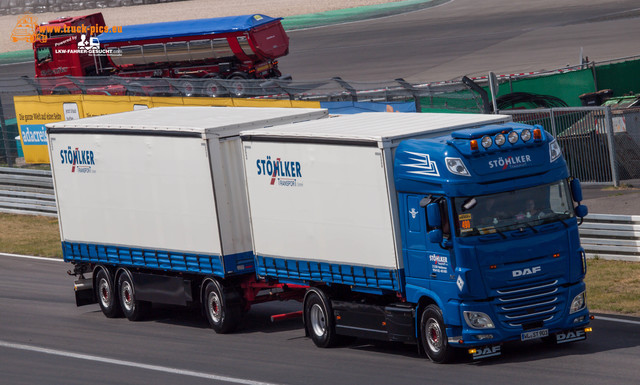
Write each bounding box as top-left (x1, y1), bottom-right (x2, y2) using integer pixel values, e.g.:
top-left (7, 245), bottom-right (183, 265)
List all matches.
top-left (51, 109), bottom-right (591, 363)
top-left (241, 112), bottom-right (592, 363)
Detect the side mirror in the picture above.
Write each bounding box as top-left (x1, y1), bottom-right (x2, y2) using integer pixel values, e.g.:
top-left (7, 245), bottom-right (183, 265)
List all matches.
top-left (575, 204), bottom-right (588, 218)
top-left (426, 202), bottom-right (441, 228)
top-left (427, 202), bottom-right (444, 244)
top-left (570, 178), bottom-right (583, 202)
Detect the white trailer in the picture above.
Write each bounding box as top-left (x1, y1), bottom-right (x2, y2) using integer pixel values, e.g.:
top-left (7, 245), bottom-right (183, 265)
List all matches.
top-left (48, 106), bottom-right (327, 330)
top-left (240, 112), bottom-right (510, 291)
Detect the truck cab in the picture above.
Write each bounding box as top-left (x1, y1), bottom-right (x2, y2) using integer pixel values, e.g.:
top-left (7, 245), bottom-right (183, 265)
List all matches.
top-left (395, 123), bottom-right (590, 361)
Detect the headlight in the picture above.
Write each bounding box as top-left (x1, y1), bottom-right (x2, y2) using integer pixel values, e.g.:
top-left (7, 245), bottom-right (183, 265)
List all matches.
top-left (549, 139), bottom-right (562, 163)
top-left (481, 136), bottom-right (493, 149)
top-left (508, 131), bottom-right (519, 144)
top-left (445, 157), bottom-right (471, 176)
top-left (570, 292), bottom-right (586, 314)
top-left (464, 311), bottom-right (495, 329)
top-left (521, 129), bottom-right (532, 142)
top-left (494, 133), bottom-right (506, 146)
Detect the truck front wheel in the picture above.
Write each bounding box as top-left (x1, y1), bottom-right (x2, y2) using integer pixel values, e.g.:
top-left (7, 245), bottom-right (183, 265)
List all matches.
top-left (203, 280), bottom-right (241, 334)
top-left (95, 269), bottom-right (122, 318)
top-left (420, 304), bottom-right (455, 363)
top-left (304, 290), bottom-right (338, 348)
top-left (117, 272), bottom-right (150, 321)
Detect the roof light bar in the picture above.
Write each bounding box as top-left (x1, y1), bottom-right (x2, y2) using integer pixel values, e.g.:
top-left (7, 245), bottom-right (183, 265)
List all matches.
top-left (508, 131), bottom-right (518, 144)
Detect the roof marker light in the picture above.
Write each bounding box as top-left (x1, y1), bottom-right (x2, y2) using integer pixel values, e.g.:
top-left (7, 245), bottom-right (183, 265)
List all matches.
top-left (533, 128), bottom-right (542, 141)
top-left (495, 133), bottom-right (506, 146)
top-left (481, 136), bottom-right (493, 149)
top-left (508, 131), bottom-right (519, 144)
top-left (521, 129), bottom-right (532, 142)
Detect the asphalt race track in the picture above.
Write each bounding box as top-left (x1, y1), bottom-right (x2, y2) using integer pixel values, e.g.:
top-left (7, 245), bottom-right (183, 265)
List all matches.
top-left (281, 0), bottom-right (640, 82)
top-left (1, 254), bottom-right (639, 385)
top-left (2, 0), bottom-right (640, 83)
top-left (2, 1), bottom-right (640, 384)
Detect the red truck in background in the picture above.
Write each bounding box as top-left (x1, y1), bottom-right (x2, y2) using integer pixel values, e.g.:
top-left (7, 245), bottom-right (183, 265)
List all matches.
top-left (33, 13), bottom-right (290, 97)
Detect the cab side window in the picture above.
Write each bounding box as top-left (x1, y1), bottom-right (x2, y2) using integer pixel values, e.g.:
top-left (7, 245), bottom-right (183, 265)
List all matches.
top-left (37, 47), bottom-right (52, 63)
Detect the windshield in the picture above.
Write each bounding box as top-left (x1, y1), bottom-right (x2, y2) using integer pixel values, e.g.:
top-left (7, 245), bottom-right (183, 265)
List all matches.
top-left (454, 180), bottom-right (574, 237)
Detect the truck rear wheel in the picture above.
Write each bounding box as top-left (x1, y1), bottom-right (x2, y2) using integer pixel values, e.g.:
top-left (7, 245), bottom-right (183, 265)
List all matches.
top-left (96, 269), bottom-right (122, 318)
top-left (228, 73), bottom-right (248, 97)
top-left (203, 280), bottom-right (241, 334)
top-left (420, 304), bottom-right (455, 363)
top-left (117, 272), bottom-right (150, 321)
top-left (304, 290), bottom-right (338, 348)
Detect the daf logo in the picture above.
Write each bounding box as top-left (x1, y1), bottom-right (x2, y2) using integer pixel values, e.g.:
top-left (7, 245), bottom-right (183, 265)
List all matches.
top-left (512, 266), bottom-right (541, 277)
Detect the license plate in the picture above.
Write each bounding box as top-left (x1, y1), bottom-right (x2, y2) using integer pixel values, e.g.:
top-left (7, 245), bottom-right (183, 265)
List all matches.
top-left (521, 329), bottom-right (548, 341)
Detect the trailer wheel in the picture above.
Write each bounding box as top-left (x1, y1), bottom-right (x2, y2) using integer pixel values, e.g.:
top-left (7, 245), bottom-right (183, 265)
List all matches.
top-left (117, 272), bottom-right (150, 321)
top-left (228, 73), bottom-right (248, 97)
top-left (420, 304), bottom-right (454, 363)
top-left (304, 290), bottom-right (338, 348)
top-left (203, 280), bottom-right (241, 334)
top-left (95, 269), bottom-right (122, 318)
top-left (179, 79), bottom-right (198, 97)
top-left (203, 80), bottom-right (224, 97)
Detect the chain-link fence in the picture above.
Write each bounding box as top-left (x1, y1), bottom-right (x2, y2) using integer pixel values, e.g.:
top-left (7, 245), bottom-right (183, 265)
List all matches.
top-left (0, 75), bottom-right (487, 166)
top-left (503, 107), bottom-right (640, 185)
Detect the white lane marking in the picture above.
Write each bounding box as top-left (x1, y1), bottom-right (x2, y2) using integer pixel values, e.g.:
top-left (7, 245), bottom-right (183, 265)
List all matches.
top-left (595, 315), bottom-right (640, 325)
top-left (0, 340), bottom-right (283, 385)
top-left (0, 252), bottom-right (63, 262)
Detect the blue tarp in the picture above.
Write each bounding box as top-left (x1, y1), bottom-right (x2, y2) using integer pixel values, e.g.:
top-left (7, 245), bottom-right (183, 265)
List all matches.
top-left (97, 14), bottom-right (280, 44)
top-left (320, 101), bottom-right (417, 114)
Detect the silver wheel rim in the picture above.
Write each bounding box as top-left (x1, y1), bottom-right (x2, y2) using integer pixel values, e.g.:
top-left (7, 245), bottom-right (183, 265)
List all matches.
top-left (204, 81), bottom-right (220, 97)
top-left (426, 317), bottom-right (443, 354)
top-left (99, 278), bottom-right (111, 307)
top-left (310, 303), bottom-right (327, 337)
top-left (181, 81), bottom-right (195, 97)
top-left (121, 280), bottom-right (134, 312)
top-left (208, 291), bottom-right (222, 323)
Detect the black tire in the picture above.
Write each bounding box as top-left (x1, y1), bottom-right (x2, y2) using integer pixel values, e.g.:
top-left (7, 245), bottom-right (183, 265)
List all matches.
top-left (95, 269), bottom-right (122, 318)
top-left (304, 290), bottom-right (338, 348)
top-left (117, 272), bottom-right (150, 321)
top-left (203, 280), bottom-right (241, 334)
top-left (420, 304), bottom-right (455, 363)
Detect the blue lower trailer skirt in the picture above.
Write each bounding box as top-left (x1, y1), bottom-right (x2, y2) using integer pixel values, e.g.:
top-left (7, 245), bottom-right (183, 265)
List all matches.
top-left (62, 241), bottom-right (254, 277)
top-left (255, 255), bottom-right (401, 293)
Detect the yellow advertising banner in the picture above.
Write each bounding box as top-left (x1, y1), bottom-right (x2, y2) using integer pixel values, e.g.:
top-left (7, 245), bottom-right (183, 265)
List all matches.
top-left (14, 95), bottom-right (84, 164)
top-left (14, 95), bottom-right (321, 164)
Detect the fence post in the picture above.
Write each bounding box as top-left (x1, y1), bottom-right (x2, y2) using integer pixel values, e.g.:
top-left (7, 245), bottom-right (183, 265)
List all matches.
top-left (395, 78), bottom-right (422, 112)
top-left (549, 108), bottom-right (557, 137)
top-left (604, 106), bottom-right (619, 187)
top-left (0, 98), bottom-right (14, 167)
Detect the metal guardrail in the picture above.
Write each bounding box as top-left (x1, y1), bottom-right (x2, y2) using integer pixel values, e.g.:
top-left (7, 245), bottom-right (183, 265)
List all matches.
top-left (0, 166), bottom-right (57, 217)
top-left (580, 214), bottom-right (640, 262)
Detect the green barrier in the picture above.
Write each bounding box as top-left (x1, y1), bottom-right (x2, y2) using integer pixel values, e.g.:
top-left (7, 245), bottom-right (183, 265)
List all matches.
top-left (0, 50), bottom-right (32, 65)
top-left (596, 59), bottom-right (640, 97)
top-left (494, 69), bottom-right (596, 107)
